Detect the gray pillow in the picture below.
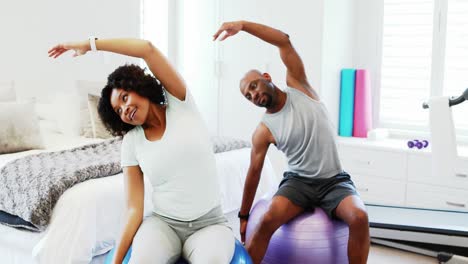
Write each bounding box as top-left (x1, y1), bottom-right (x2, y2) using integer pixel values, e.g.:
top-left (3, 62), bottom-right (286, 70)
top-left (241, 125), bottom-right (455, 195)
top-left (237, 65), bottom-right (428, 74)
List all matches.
top-left (0, 101), bottom-right (44, 154)
top-left (87, 94), bottom-right (114, 139)
top-left (77, 80), bottom-right (106, 138)
top-left (211, 136), bottom-right (251, 153)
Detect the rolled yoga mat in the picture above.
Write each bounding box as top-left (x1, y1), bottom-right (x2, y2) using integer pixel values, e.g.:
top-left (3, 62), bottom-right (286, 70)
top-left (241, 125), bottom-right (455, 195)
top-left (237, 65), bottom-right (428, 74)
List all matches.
top-left (339, 69), bottom-right (356, 136)
top-left (353, 69), bottom-right (373, 138)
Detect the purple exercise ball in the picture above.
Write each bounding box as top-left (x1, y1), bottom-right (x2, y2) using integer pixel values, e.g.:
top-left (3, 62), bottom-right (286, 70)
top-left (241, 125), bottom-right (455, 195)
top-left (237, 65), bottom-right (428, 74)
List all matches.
top-left (246, 198), bottom-right (349, 264)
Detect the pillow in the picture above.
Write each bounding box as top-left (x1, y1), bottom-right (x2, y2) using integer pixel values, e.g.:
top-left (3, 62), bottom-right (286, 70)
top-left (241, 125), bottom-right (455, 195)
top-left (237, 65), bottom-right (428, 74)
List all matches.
top-left (80, 106), bottom-right (94, 138)
top-left (76, 80), bottom-right (106, 138)
top-left (87, 94), bottom-right (114, 139)
top-left (0, 81), bottom-right (15, 102)
top-left (39, 91), bottom-right (81, 137)
top-left (0, 101), bottom-right (44, 154)
top-left (35, 103), bottom-right (62, 135)
top-left (36, 81), bottom-right (100, 138)
top-left (210, 136), bottom-right (252, 153)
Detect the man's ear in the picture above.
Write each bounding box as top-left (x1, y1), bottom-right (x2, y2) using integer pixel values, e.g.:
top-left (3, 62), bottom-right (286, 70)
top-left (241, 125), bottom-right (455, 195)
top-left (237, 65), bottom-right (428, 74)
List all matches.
top-left (262, 72), bottom-right (272, 82)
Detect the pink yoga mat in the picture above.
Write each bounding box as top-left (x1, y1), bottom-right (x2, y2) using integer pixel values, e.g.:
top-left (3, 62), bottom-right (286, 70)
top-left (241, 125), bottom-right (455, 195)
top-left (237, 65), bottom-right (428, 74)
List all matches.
top-left (353, 69), bottom-right (373, 138)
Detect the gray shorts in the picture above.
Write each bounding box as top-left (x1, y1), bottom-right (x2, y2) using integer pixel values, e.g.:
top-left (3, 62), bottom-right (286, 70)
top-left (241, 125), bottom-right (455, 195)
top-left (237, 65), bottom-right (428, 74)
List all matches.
top-left (274, 171), bottom-right (358, 219)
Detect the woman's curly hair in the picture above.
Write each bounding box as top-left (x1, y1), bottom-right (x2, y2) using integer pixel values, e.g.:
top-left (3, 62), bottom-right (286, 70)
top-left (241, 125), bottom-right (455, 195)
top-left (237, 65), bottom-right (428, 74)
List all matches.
top-left (98, 64), bottom-right (166, 137)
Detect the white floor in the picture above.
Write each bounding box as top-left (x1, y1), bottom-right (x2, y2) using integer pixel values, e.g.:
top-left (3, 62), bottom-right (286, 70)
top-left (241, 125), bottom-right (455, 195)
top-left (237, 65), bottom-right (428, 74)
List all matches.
top-left (369, 244), bottom-right (437, 264)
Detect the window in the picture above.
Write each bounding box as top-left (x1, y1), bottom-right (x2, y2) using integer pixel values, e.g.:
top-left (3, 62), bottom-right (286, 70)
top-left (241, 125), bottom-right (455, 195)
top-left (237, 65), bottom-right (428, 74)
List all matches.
top-left (380, 0), bottom-right (434, 129)
top-left (443, 0), bottom-right (468, 133)
top-left (380, 0), bottom-right (468, 136)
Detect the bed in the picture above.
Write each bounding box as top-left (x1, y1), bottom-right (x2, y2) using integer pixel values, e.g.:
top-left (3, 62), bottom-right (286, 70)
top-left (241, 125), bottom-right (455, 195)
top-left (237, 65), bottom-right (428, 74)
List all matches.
top-left (0, 135), bottom-right (279, 264)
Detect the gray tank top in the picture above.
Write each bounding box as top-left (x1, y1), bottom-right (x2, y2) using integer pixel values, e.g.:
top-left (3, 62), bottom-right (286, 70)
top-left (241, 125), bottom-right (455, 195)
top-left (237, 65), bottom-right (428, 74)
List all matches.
top-left (262, 88), bottom-right (343, 179)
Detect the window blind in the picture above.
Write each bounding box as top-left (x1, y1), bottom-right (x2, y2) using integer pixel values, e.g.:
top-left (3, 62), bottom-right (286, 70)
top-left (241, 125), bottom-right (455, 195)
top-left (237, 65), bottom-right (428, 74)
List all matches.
top-left (380, 0), bottom-right (435, 128)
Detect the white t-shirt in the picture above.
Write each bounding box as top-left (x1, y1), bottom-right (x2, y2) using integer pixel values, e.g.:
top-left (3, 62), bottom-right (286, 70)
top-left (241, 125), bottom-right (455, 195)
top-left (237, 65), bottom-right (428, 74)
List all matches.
top-left (120, 90), bottom-right (221, 221)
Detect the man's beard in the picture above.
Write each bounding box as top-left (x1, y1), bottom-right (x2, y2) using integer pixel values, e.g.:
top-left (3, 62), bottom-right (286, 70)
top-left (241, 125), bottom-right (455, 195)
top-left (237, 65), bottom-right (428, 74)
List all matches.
top-left (260, 93), bottom-right (272, 108)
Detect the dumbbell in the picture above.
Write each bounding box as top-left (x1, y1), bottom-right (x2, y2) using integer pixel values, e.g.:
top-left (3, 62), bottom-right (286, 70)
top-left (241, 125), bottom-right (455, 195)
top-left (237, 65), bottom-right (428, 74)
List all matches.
top-left (407, 139), bottom-right (429, 149)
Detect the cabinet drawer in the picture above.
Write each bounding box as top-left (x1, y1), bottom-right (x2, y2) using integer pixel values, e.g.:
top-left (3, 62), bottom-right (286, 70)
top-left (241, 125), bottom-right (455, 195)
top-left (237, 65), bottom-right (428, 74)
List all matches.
top-left (406, 183), bottom-right (468, 212)
top-left (339, 146), bottom-right (407, 180)
top-left (351, 174), bottom-right (406, 206)
top-left (408, 154), bottom-right (468, 189)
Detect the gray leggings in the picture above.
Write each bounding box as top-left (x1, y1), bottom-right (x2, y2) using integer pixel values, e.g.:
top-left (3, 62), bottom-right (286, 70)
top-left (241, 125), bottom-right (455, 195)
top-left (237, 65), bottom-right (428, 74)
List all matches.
top-left (129, 206), bottom-right (235, 264)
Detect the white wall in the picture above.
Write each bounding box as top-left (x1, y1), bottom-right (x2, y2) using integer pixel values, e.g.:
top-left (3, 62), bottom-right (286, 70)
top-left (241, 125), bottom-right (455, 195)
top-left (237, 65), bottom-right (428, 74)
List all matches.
top-left (173, 0), bottom-right (219, 136)
top-left (216, 0), bottom-right (324, 139)
top-left (216, 0), bottom-right (325, 179)
top-left (169, 0), bottom-right (327, 178)
top-left (321, 0), bottom-right (384, 129)
top-left (354, 0), bottom-right (384, 128)
top-left (0, 0), bottom-right (141, 101)
top-left (174, 0), bottom-right (372, 178)
top-left (321, 0), bottom-right (357, 128)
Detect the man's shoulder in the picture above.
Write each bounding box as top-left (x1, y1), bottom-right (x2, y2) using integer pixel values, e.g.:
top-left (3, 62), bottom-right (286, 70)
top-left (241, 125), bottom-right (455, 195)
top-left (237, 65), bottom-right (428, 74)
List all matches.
top-left (287, 84), bottom-right (320, 101)
top-left (252, 122), bottom-right (275, 146)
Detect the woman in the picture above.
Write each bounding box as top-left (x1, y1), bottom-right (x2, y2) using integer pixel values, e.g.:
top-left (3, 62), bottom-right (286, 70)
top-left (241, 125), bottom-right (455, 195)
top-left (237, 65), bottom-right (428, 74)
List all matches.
top-left (48, 38), bottom-right (235, 263)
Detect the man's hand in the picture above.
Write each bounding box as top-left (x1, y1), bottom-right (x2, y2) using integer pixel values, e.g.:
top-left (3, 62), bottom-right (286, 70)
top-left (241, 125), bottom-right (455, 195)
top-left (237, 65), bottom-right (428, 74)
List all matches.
top-left (213, 21), bottom-right (243, 41)
top-left (240, 218), bottom-right (248, 244)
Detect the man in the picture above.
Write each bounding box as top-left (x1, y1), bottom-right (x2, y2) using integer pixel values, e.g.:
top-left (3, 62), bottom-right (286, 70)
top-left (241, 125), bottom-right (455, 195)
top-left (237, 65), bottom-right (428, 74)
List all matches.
top-left (213, 20), bottom-right (370, 264)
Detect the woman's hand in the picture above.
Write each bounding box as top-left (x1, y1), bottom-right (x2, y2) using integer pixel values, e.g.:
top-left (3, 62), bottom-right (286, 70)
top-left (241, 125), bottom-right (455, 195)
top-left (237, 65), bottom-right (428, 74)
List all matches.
top-left (48, 40), bottom-right (89, 58)
top-left (213, 21), bottom-right (244, 41)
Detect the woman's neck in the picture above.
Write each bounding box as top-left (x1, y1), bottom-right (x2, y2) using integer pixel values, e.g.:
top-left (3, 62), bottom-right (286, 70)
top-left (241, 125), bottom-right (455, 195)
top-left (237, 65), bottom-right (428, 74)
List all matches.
top-left (142, 104), bottom-right (166, 129)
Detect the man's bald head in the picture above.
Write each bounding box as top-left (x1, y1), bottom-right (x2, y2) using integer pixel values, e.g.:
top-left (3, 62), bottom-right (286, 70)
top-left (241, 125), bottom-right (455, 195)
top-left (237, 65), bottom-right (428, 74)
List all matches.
top-left (238, 69), bottom-right (277, 108)
top-left (239, 69), bottom-right (263, 93)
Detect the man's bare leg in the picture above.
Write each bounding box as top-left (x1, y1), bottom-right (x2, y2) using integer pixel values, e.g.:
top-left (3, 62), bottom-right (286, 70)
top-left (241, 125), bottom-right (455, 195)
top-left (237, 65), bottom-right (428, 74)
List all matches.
top-left (335, 195), bottom-right (370, 264)
top-left (246, 196), bottom-right (304, 264)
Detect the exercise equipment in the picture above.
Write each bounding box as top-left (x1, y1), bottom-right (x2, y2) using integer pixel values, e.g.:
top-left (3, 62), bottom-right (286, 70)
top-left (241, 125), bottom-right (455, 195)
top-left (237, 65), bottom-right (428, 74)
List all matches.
top-left (339, 69), bottom-right (356, 137)
top-left (369, 88), bottom-right (468, 263)
top-left (353, 69), bottom-right (373, 138)
top-left (245, 198), bottom-right (349, 264)
top-left (407, 139), bottom-right (429, 149)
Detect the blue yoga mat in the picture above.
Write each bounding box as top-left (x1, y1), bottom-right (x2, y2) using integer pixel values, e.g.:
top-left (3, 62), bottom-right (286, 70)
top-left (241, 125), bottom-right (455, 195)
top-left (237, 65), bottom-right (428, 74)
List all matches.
top-left (339, 69), bottom-right (356, 137)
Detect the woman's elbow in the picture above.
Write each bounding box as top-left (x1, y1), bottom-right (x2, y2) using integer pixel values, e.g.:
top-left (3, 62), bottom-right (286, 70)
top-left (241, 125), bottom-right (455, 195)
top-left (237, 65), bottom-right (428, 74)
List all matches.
top-left (143, 40), bottom-right (156, 57)
top-left (127, 206), bottom-right (144, 221)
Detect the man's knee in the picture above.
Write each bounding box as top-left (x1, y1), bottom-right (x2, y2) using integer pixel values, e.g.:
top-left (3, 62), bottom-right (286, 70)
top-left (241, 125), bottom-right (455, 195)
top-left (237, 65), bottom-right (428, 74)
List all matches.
top-left (348, 208), bottom-right (369, 228)
top-left (258, 211), bottom-right (282, 235)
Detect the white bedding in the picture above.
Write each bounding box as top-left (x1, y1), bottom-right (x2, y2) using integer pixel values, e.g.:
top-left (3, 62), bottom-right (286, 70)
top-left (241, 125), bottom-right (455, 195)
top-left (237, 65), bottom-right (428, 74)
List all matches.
top-left (0, 144), bottom-right (279, 264)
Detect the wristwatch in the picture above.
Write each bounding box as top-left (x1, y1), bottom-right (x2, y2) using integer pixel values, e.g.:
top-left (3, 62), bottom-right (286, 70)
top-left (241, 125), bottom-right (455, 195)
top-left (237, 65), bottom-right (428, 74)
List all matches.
top-left (89, 36), bottom-right (98, 51)
top-left (238, 211), bottom-right (250, 220)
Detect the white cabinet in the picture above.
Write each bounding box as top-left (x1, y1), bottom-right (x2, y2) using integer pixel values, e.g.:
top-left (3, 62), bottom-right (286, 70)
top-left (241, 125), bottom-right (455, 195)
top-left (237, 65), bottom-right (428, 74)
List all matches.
top-left (408, 153), bottom-right (468, 190)
top-left (338, 144), bottom-right (407, 206)
top-left (351, 175), bottom-right (406, 206)
top-left (407, 183), bottom-right (468, 211)
top-left (338, 137), bottom-right (468, 212)
top-left (339, 146), bottom-right (407, 181)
